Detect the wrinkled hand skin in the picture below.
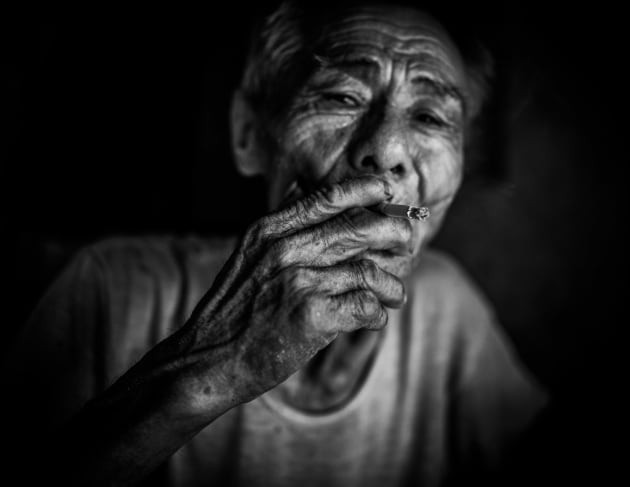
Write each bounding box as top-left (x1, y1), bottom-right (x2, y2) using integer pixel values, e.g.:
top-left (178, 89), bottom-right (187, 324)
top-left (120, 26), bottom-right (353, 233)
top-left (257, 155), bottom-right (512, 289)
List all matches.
top-left (57, 176), bottom-right (411, 487)
top-left (148, 176), bottom-right (411, 418)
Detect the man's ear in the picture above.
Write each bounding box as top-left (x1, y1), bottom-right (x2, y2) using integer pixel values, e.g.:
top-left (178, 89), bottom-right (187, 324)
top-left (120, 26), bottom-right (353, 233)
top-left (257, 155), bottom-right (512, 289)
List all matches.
top-left (230, 90), bottom-right (267, 176)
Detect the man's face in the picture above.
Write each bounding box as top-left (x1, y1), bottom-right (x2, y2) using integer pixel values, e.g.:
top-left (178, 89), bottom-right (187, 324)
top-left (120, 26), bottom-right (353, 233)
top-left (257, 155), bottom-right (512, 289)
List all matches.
top-left (264, 5), bottom-right (468, 278)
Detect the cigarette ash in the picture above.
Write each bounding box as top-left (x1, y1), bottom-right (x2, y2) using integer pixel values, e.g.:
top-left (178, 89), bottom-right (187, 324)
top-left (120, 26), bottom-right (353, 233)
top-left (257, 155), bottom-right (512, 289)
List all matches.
top-left (408, 206), bottom-right (431, 221)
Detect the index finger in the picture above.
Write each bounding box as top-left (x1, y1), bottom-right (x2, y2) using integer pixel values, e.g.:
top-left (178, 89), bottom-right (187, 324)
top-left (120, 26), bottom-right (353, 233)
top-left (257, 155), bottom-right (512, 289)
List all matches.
top-left (261, 176), bottom-right (392, 238)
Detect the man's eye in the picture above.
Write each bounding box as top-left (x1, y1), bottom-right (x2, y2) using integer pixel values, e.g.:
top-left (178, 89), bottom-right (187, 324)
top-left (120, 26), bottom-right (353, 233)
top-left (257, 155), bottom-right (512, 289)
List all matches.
top-left (414, 112), bottom-right (446, 127)
top-left (320, 92), bottom-right (361, 108)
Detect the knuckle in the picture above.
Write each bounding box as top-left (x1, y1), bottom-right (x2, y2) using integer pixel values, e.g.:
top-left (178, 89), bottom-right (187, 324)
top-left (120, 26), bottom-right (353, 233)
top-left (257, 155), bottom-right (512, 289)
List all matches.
top-left (268, 238), bottom-right (292, 268)
top-left (294, 294), bottom-right (333, 337)
top-left (284, 266), bottom-right (311, 291)
top-left (246, 217), bottom-right (273, 248)
top-left (337, 210), bottom-right (362, 237)
top-left (319, 182), bottom-right (345, 207)
top-left (290, 198), bottom-right (312, 226)
top-left (356, 259), bottom-right (379, 286)
top-left (303, 294), bottom-right (323, 320)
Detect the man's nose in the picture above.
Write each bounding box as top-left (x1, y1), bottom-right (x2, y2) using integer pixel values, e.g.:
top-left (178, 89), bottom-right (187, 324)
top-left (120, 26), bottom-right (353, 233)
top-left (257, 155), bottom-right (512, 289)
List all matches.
top-left (349, 113), bottom-right (413, 177)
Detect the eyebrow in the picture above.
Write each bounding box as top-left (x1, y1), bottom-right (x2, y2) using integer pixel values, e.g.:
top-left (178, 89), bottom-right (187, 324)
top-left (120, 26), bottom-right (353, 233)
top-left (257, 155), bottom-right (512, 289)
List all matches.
top-left (313, 54), bottom-right (464, 105)
top-left (410, 75), bottom-right (465, 106)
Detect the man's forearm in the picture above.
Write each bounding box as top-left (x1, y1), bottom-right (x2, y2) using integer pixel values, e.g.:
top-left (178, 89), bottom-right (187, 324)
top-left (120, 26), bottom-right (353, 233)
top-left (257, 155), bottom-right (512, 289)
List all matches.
top-left (46, 339), bottom-right (233, 486)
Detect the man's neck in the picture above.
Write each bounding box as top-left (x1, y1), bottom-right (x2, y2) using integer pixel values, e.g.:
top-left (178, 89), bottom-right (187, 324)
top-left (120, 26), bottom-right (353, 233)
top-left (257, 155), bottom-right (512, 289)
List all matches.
top-left (273, 328), bottom-right (385, 412)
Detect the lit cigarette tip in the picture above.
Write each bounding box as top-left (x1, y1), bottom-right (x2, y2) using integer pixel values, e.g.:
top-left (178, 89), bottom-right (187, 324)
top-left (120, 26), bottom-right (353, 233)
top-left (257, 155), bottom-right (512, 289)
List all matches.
top-left (408, 206), bottom-right (431, 221)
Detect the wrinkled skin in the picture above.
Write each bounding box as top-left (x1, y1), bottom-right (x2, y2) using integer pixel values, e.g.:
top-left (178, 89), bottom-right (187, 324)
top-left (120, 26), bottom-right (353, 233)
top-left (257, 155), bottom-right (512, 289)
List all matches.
top-left (56, 6), bottom-right (470, 485)
top-left (171, 6), bottom-right (468, 412)
top-left (165, 177), bottom-right (410, 413)
top-left (255, 6), bottom-right (468, 408)
top-left (266, 6), bottom-right (467, 277)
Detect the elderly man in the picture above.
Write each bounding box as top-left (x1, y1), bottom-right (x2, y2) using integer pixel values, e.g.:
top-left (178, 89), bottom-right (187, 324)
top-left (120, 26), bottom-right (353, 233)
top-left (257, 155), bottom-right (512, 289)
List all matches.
top-left (3, 1), bottom-right (546, 485)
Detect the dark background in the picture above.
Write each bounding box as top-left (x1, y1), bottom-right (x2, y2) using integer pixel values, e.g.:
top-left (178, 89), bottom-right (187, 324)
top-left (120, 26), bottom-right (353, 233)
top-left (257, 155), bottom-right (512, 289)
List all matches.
top-left (3, 2), bottom-right (627, 484)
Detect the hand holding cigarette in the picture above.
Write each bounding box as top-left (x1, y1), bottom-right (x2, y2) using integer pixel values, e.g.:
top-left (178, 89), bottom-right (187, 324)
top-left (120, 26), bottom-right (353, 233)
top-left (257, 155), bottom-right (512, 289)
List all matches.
top-left (281, 179), bottom-right (430, 222)
top-left (178, 177), bottom-right (408, 410)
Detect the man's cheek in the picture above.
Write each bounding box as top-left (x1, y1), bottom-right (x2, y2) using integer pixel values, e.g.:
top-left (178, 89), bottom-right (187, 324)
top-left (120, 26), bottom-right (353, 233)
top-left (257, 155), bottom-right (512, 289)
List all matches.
top-left (282, 123), bottom-right (354, 184)
top-left (422, 147), bottom-right (463, 199)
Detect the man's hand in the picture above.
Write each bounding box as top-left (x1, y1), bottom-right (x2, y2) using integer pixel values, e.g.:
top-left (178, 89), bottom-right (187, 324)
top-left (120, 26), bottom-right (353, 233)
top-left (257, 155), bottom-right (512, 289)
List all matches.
top-left (53, 176), bottom-right (413, 485)
top-left (154, 176), bottom-right (413, 419)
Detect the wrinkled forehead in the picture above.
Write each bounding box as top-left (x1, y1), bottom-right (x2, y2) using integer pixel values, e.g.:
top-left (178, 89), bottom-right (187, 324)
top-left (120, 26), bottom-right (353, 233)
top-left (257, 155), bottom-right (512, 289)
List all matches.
top-left (312, 5), bottom-right (467, 88)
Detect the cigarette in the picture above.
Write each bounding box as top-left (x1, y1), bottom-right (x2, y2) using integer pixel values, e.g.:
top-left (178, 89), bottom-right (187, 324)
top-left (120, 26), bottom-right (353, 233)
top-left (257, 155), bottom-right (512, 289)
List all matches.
top-left (377, 203), bottom-right (430, 221)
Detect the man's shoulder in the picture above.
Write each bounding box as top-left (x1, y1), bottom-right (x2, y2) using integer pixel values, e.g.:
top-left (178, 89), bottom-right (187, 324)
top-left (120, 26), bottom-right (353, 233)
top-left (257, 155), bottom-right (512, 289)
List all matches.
top-left (85, 234), bottom-right (235, 263)
top-left (74, 234), bottom-right (236, 328)
top-left (81, 234), bottom-right (236, 282)
top-left (66, 235), bottom-right (238, 371)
